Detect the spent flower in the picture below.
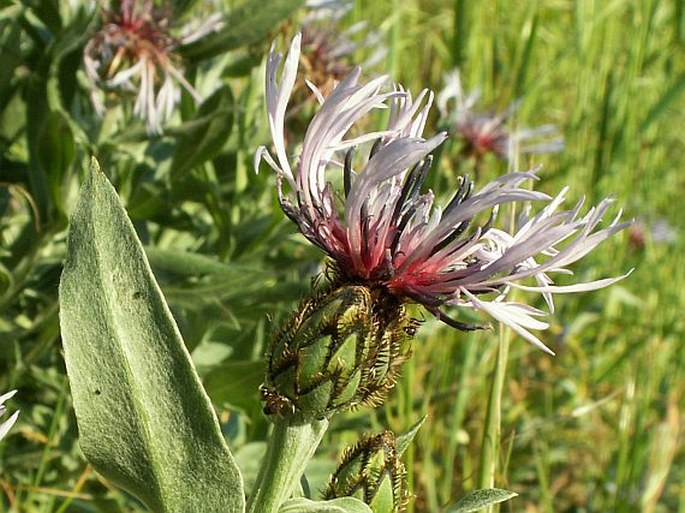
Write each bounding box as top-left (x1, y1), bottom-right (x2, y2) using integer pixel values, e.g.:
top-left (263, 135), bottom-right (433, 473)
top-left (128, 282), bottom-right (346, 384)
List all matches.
top-left (0, 389), bottom-right (19, 441)
top-left (256, 34), bottom-right (631, 355)
top-left (84, 0), bottom-right (223, 133)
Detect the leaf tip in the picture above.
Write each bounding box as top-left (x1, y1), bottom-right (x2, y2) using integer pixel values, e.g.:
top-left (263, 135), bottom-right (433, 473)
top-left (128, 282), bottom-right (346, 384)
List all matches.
top-left (89, 156), bottom-right (102, 174)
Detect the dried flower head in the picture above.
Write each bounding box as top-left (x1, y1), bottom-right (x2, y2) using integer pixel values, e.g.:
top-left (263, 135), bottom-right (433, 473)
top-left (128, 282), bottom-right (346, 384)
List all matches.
top-left (437, 70), bottom-right (564, 161)
top-left (84, 0), bottom-right (222, 133)
top-left (256, 34), bottom-right (631, 354)
top-left (0, 389), bottom-right (19, 441)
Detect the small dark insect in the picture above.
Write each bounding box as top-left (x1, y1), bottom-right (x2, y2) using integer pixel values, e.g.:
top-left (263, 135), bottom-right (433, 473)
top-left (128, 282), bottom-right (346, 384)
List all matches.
top-left (260, 386), bottom-right (296, 417)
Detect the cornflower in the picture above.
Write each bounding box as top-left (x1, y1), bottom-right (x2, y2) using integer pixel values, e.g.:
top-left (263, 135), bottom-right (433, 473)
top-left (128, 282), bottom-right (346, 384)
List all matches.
top-left (437, 70), bottom-right (564, 161)
top-left (297, 0), bottom-right (386, 97)
top-left (0, 389), bottom-right (19, 441)
top-left (628, 217), bottom-right (678, 250)
top-left (256, 34), bottom-right (631, 354)
top-left (84, 0), bottom-right (222, 133)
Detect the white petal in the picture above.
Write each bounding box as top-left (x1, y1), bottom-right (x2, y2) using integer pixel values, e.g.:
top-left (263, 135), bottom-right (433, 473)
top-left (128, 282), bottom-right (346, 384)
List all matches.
top-left (461, 289), bottom-right (555, 355)
top-left (0, 410), bottom-right (19, 441)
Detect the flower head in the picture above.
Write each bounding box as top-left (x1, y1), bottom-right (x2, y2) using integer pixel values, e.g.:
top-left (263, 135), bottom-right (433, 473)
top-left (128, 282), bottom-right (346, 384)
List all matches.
top-left (437, 71), bottom-right (564, 161)
top-left (628, 217), bottom-right (678, 250)
top-left (84, 0), bottom-right (222, 133)
top-left (262, 284), bottom-right (413, 420)
top-left (256, 34), bottom-right (631, 354)
top-left (0, 389), bottom-right (19, 441)
top-left (290, 1), bottom-right (386, 99)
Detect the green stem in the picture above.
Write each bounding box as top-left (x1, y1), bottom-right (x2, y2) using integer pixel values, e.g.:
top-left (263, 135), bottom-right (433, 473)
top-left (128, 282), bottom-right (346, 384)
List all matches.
top-left (404, 357), bottom-right (415, 513)
top-left (442, 332), bottom-right (478, 500)
top-left (477, 199), bottom-right (518, 511)
top-left (247, 417), bottom-right (329, 513)
top-left (477, 329), bottom-right (510, 506)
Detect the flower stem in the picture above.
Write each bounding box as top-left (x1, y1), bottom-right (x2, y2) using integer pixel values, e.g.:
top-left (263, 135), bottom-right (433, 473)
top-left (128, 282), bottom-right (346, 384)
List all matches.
top-left (477, 328), bottom-right (510, 506)
top-left (246, 417), bottom-right (329, 513)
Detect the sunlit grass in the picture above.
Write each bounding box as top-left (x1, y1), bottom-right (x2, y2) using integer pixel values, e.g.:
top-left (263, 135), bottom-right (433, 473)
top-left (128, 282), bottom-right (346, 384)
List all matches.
top-left (1, 0), bottom-right (683, 511)
top-left (344, 0), bottom-right (684, 511)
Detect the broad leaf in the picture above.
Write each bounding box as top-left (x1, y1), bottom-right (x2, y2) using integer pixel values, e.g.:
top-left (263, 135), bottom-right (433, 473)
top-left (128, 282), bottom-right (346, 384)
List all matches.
top-left (59, 160), bottom-right (245, 513)
top-left (446, 488), bottom-right (518, 513)
top-left (279, 497), bottom-right (373, 513)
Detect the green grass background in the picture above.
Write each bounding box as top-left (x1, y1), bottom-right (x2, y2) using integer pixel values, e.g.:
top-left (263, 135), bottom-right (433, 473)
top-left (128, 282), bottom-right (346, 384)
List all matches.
top-left (347, 1), bottom-right (684, 512)
top-left (1, 0), bottom-right (684, 512)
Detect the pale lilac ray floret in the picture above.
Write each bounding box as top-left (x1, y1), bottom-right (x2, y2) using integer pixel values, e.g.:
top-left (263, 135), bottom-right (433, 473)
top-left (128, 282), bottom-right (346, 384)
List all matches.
top-left (0, 389), bottom-right (19, 441)
top-left (256, 34), bottom-right (632, 354)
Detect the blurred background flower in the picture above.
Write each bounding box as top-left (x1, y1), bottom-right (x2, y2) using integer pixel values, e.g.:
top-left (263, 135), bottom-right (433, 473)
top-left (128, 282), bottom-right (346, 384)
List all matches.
top-left (437, 70), bottom-right (564, 166)
top-left (288, 0), bottom-right (386, 98)
top-left (84, 0), bottom-right (223, 133)
top-left (628, 217), bottom-right (678, 250)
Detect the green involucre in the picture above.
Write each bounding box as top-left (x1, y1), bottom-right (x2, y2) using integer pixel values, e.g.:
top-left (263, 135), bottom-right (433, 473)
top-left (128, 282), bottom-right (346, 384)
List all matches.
top-left (262, 284), bottom-right (415, 420)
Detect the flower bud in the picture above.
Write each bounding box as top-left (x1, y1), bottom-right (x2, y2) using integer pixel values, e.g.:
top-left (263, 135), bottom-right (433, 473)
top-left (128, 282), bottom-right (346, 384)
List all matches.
top-left (324, 431), bottom-right (408, 513)
top-left (261, 285), bottom-right (415, 420)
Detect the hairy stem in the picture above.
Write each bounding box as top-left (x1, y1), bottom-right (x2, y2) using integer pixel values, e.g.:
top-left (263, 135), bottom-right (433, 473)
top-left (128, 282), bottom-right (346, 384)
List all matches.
top-left (247, 417), bottom-right (329, 513)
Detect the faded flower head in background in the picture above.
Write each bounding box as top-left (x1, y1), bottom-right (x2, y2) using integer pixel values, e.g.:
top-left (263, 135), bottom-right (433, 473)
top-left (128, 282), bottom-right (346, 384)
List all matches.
top-left (628, 217), bottom-right (678, 251)
top-left (84, 0), bottom-right (223, 133)
top-left (294, 0), bottom-right (386, 98)
top-left (437, 70), bottom-right (564, 163)
top-left (0, 390), bottom-right (19, 442)
top-left (256, 34), bottom-right (632, 355)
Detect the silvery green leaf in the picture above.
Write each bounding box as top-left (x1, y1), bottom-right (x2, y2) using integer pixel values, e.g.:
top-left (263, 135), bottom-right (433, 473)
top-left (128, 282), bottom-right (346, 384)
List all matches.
top-left (59, 160), bottom-right (245, 513)
top-left (279, 497), bottom-right (373, 513)
top-left (446, 488), bottom-right (518, 513)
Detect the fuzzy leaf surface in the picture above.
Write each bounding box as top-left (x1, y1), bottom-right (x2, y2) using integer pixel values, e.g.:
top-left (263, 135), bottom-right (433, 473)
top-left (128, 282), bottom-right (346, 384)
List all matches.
top-left (279, 497), bottom-right (373, 513)
top-left (59, 161), bottom-right (245, 513)
top-left (446, 488), bottom-right (518, 513)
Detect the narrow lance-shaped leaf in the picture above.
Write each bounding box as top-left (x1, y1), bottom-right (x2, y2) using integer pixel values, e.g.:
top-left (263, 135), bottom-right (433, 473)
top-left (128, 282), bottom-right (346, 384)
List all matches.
top-left (446, 488), bottom-right (518, 513)
top-left (170, 84), bottom-right (235, 177)
top-left (396, 415), bottom-right (426, 456)
top-left (59, 160), bottom-right (245, 513)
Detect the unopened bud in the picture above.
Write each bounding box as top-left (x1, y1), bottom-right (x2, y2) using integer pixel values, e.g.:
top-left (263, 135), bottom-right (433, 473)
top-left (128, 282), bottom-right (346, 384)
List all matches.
top-left (324, 431), bottom-right (408, 513)
top-left (261, 285), bottom-right (415, 420)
